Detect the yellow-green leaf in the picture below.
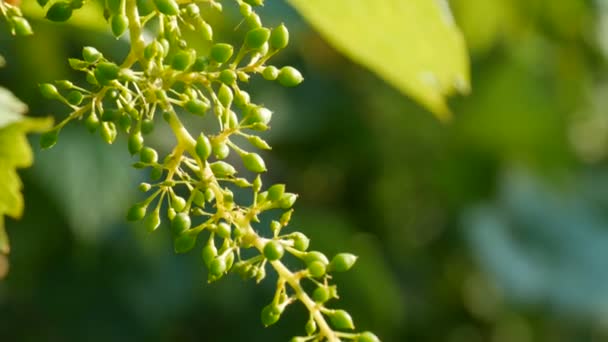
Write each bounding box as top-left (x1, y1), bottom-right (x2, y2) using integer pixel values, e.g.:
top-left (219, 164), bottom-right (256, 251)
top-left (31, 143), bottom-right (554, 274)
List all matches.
top-left (288, 0), bottom-right (470, 120)
top-left (0, 86), bottom-right (52, 277)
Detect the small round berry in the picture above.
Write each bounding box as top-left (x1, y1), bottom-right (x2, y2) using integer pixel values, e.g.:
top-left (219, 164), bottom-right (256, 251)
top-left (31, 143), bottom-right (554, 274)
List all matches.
top-left (184, 99), bottom-right (209, 116)
top-left (40, 129), bottom-right (59, 149)
top-left (144, 210), bottom-right (161, 232)
top-left (262, 66), bottom-right (279, 81)
top-left (126, 202), bottom-right (147, 221)
top-left (357, 332), bottom-right (380, 342)
top-left (171, 212), bottom-right (191, 236)
top-left (328, 253), bottom-right (358, 273)
top-left (141, 119), bottom-right (154, 134)
top-left (247, 136), bottom-right (271, 150)
top-left (291, 232), bottom-right (309, 252)
top-left (304, 251), bottom-right (329, 265)
top-left (307, 261), bottom-right (326, 278)
top-left (277, 66), bottom-right (303, 87)
top-left (219, 69), bottom-right (237, 85)
top-left (174, 232), bottom-right (197, 253)
top-left (171, 195), bottom-right (187, 212)
top-left (278, 193), bottom-right (297, 209)
top-left (245, 27), bottom-right (270, 50)
top-left (171, 49), bottom-right (195, 71)
top-left (312, 286), bottom-right (330, 303)
top-left (212, 141), bottom-right (230, 159)
top-left (261, 304), bottom-right (281, 327)
top-left (46, 1), bottom-right (73, 22)
top-left (210, 43), bottom-right (233, 64)
top-left (66, 90), bottom-right (83, 105)
top-left (39, 83), bottom-right (60, 100)
top-left (111, 14), bottom-right (128, 38)
top-left (328, 310), bottom-right (355, 330)
top-left (210, 161), bottom-right (236, 177)
top-left (218, 84), bottom-right (233, 107)
top-left (263, 240), bottom-right (284, 261)
top-left (95, 62), bottom-right (121, 85)
top-left (139, 147), bottom-right (158, 163)
top-left (201, 241), bottom-right (217, 266)
top-left (153, 0), bottom-right (179, 15)
top-left (267, 184), bottom-right (285, 202)
top-left (195, 133), bottom-right (212, 160)
top-left (270, 24), bottom-right (289, 50)
top-left (209, 257), bottom-right (226, 276)
top-left (241, 152), bottom-right (266, 173)
top-left (128, 132), bottom-right (144, 155)
top-left (191, 56), bottom-right (209, 71)
top-left (216, 222), bottom-right (231, 239)
top-left (82, 46), bottom-right (102, 63)
top-left (85, 114), bottom-right (100, 133)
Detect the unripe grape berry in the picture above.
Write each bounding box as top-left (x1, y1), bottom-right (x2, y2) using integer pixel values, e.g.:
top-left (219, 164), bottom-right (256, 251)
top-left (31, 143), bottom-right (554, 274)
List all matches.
top-left (128, 132), bottom-right (144, 155)
top-left (85, 114), bottom-right (99, 133)
top-left (216, 222), bottom-right (231, 239)
top-left (138, 183), bottom-right (151, 192)
top-left (174, 232), bottom-right (197, 253)
top-left (171, 195), bottom-right (186, 212)
top-left (185, 3), bottom-right (199, 17)
top-left (304, 251), bottom-right (329, 265)
top-left (191, 56), bottom-right (209, 72)
top-left (66, 91), bottom-right (83, 105)
top-left (193, 190), bottom-right (206, 207)
top-left (239, 3), bottom-right (251, 16)
top-left (150, 167), bottom-right (163, 180)
top-left (144, 210), bottom-right (161, 232)
top-left (312, 286), bottom-right (330, 303)
top-left (111, 14), bottom-right (128, 38)
top-left (261, 304), bottom-right (281, 327)
top-left (262, 66), bottom-right (279, 81)
top-left (307, 261), bottom-right (326, 278)
top-left (126, 202), bottom-right (147, 221)
top-left (219, 69), bottom-right (236, 85)
top-left (201, 242), bottom-right (217, 266)
top-left (140, 147), bottom-right (158, 164)
top-left (210, 161), bottom-right (236, 177)
top-left (212, 141), bottom-right (230, 159)
top-left (245, 27), bottom-right (270, 50)
top-left (234, 90), bottom-right (250, 108)
top-left (277, 66), bottom-right (303, 87)
top-left (154, 0), bottom-right (179, 15)
top-left (357, 332), bottom-right (381, 342)
top-left (263, 240), bottom-right (284, 261)
top-left (278, 192), bottom-right (297, 209)
top-left (209, 257), bottom-right (226, 276)
top-left (95, 62), bottom-right (121, 85)
top-left (247, 136), bottom-right (271, 150)
top-left (270, 24), bottom-right (289, 50)
top-left (46, 1), bottom-right (73, 22)
top-left (82, 46), bottom-right (102, 63)
top-left (171, 212), bottom-right (191, 235)
top-left (195, 133), bottom-right (212, 160)
top-left (12, 17), bottom-right (33, 36)
top-left (267, 184), bottom-right (285, 202)
top-left (101, 108), bottom-right (121, 122)
top-left (218, 84), bottom-right (233, 107)
top-left (329, 310), bottom-right (355, 330)
top-left (185, 99), bottom-right (209, 116)
top-left (291, 232), bottom-right (309, 252)
top-left (40, 129), bottom-right (59, 149)
top-left (171, 49), bottom-right (195, 71)
top-left (246, 106), bottom-right (272, 125)
top-left (241, 152), bottom-right (266, 173)
top-left (329, 253), bottom-right (358, 273)
top-left (210, 43), bottom-right (233, 64)
top-left (40, 83), bottom-right (60, 100)
top-left (140, 119), bottom-right (154, 135)
top-left (305, 319), bottom-right (317, 336)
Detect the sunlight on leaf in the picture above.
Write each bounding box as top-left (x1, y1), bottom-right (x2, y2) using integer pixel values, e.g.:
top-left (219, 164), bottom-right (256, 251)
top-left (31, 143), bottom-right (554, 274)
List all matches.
top-left (0, 87), bottom-right (52, 278)
top-left (289, 0), bottom-right (470, 120)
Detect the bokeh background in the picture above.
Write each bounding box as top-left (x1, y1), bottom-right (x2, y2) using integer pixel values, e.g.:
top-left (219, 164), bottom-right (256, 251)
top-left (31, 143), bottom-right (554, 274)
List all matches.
top-left (3, 0), bottom-right (608, 341)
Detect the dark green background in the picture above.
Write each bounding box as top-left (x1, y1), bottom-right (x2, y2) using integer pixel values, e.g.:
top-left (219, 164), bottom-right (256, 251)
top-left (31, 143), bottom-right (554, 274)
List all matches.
top-left (2, 0), bottom-right (608, 341)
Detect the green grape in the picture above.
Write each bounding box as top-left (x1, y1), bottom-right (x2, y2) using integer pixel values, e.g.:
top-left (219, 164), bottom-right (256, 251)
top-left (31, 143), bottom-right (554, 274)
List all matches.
top-left (263, 240), bottom-right (284, 261)
top-left (46, 2), bottom-right (73, 22)
top-left (210, 43), bottom-right (233, 64)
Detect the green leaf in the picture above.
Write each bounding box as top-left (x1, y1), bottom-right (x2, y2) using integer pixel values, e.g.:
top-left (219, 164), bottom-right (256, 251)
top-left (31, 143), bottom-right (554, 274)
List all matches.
top-left (0, 86), bottom-right (52, 272)
top-left (288, 0), bottom-right (470, 120)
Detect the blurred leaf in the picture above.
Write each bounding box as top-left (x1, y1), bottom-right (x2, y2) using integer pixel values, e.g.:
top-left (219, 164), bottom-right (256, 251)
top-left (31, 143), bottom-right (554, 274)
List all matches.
top-left (288, 0), bottom-right (470, 119)
top-left (0, 87), bottom-right (52, 274)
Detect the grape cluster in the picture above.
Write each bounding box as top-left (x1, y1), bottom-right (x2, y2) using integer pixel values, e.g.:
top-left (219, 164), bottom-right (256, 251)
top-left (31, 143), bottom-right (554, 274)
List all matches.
top-left (33, 0), bottom-right (379, 340)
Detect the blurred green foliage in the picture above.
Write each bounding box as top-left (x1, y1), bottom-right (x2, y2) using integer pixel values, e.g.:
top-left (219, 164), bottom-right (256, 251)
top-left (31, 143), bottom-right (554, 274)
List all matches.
top-left (2, 0), bottom-right (608, 341)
